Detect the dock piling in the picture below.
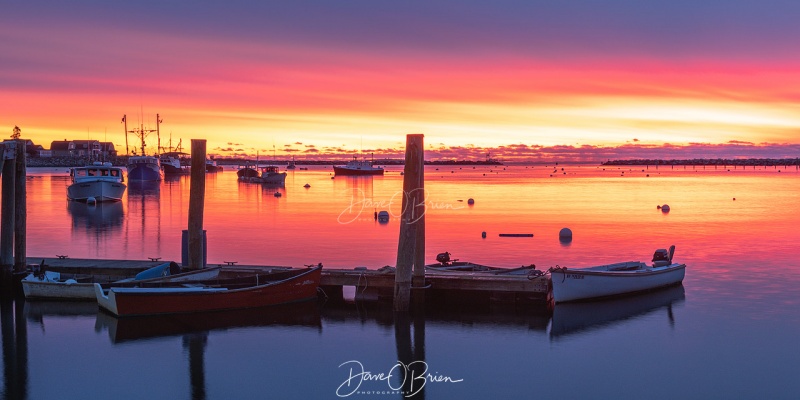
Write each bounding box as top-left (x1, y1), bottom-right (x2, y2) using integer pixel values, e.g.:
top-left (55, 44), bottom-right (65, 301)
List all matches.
top-left (187, 139), bottom-right (207, 269)
top-left (14, 140), bottom-right (27, 271)
top-left (1, 141), bottom-right (17, 292)
top-left (394, 134), bottom-right (424, 312)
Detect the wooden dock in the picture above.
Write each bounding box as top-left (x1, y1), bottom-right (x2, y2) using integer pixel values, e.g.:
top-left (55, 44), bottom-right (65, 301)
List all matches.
top-left (25, 257), bottom-right (552, 306)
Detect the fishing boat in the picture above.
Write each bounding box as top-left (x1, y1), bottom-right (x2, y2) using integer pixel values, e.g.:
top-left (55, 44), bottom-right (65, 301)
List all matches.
top-left (238, 165), bottom-right (286, 185)
top-left (206, 158), bottom-right (223, 172)
top-left (123, 113), bottom-right (163, 181)
top-left (549, 245), bottom-right (686, 303)
top-left (67, 162), bottom-right (127, 202)
top-left (333, 155), bottom-right (384, 176)
top-left (21, 261), bottom-right (179, 300)
top-left (95, 265), bottom-right (322, 317)
top-left (160, 151), bottom-right (189, 175)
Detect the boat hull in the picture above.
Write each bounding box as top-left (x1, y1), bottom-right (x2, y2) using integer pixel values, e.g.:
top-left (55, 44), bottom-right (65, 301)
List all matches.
top-left (22, 274), bottom-right (96, 299)
top-left (96, 266), bottom-right (322, 317)
top-left (67, 180), bottom-right (127, 202)
top-left (333, 166), bottom-right (384, 176)
top-left (127, 156), bottom-right (163, 181)
top-left (550, 263), bottom-right (686, 303)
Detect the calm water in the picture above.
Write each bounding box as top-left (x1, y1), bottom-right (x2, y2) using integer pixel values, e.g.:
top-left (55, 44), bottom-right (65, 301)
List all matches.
top-left (3, 164), bottom-right (800, 399)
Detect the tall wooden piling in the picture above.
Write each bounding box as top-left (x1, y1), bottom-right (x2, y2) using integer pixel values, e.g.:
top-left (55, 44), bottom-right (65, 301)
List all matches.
top-left (1, 142), bottom-right (16, 291)
top-left (14, 140), bottom-right (26, 271)
top-left (394, 134), bottom-right (424, 311)
top-left (188, 139), bottom-right (207, 269)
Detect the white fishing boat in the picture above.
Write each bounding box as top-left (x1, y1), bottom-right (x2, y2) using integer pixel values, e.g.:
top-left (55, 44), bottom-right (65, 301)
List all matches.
top-left (549, 245), bottom-right (686, 303)
top-left (67, 162), bottom-right (127, 202)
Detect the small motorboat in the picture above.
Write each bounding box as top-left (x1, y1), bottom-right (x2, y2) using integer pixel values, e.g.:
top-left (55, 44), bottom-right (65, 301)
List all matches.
top-left (549, 245), bottom-right (686, 303)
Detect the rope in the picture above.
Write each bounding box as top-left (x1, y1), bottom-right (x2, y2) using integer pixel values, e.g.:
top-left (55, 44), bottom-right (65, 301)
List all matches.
top-left (547, 265), bottom-right (568, 283)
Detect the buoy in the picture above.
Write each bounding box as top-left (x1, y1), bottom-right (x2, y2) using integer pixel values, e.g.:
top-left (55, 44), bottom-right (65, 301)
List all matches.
top-left (274, 192), bottom-right (282, 197)
top-left (733, 197), bottom-right (736, 201)
top-left (661, 204), bottom-right (670, 212)
top-left (86, 197), bottom-right (97, 205)
top-left (303, 183), bottom-right (310, 188)
top-left (559, 227), bottom-right (573, 243)
top-left (657, 205), bottom-right (661, 209)
top-left (481, 231), bottom-right (486, 238)
top-left (467, 198), bottom-right (474, 205)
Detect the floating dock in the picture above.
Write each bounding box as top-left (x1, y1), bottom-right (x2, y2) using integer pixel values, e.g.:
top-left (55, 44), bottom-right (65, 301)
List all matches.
top-left (25, 257), bottom-right (552, 307)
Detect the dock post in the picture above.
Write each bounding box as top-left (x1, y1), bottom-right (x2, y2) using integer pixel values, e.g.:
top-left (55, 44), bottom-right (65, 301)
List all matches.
top-left (412, 136), bottom-right (426, 308)
top-left (1, 141), bottom-right (16, 292)
top-left (394, 134), bottom-right (424, 312)
top-left (187, 139), bottom-right (206, 269)
top-left (14, 140), bottom-right (26, 272)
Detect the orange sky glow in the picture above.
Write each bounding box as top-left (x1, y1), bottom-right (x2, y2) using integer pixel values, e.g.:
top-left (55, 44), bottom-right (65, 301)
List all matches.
top-left (3, 2), bottom-right (800, 162)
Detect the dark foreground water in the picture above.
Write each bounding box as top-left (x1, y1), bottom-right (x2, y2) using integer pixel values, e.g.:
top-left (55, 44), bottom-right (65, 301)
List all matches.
top-left (2, 165), bottom-right (800, 399)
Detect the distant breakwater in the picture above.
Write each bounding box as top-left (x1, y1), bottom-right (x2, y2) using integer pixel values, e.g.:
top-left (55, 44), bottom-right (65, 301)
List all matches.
top-left (603, 158), bottom-right (800, 167)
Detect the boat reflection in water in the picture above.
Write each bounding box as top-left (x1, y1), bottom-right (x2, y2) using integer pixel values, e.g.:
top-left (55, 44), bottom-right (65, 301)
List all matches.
top-left (549, 284), bottom-right (685, 339)
top-left (67, 201), bottom-right (124, 232)
top-left (95, 301), bottom-right (322, 344)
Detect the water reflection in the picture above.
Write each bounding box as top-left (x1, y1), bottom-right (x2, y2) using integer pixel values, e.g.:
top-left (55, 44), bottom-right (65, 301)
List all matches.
top-left (1, 300), bottom-right (28, 400)
top-left (67, 201), bottom-right (124, 233)
top-left (94, 302), bottom-right (322, 343)
top-left (549, 284), bottom-right (685, 340)
top-left (126, 180), bottom-right (162, 258)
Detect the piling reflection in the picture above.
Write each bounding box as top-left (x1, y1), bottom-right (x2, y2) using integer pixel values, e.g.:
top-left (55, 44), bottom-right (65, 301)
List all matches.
top-left (549, 284), bottom-right (685, 340)
top-left (1, 299), bottom-right (28, 400)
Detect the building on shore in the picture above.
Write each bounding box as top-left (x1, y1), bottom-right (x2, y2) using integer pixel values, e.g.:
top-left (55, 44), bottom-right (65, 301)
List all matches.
top-left (49, 139), bottom-right (117, 158)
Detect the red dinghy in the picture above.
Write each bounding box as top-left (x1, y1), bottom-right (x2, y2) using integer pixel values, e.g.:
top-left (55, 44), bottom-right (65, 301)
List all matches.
top-left (95, 265), bottom-right (322, 317)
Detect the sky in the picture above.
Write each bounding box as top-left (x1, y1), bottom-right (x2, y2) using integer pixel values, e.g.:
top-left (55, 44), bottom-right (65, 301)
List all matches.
top-left (2, 1), bottom-right (800, 162)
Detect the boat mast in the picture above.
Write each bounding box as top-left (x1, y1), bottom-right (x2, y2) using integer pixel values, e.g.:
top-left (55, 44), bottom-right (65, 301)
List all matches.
top-left (122, 114), bottom-right (128, 155)
top-left (156, 114), bottom-right (162, 156)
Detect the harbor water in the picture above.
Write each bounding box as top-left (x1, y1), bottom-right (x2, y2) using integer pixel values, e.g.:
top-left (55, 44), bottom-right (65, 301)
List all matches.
top-left (2, 164), bottom-right (800, 399)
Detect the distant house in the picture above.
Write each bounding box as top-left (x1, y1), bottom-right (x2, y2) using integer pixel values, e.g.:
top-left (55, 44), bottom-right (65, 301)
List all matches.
top-left (49, 139), bottom-right (118, 158)
top-left (51, 140), bottom-right (72, 157)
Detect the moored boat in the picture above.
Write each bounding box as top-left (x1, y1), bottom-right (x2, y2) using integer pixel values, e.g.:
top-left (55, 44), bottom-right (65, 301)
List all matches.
top-left (21, 261), bottom-right (180, 300)
top-left (206, 158), bottom-right (223, 172)
top-left (238, 165), bottom-right (286, 185)
top-left (160, 151), bottom-right (189, 175)
top-left (333, 155), bottom-right (384, 176)
top-left (123, 113), bottom-right (163, 181)
top-left (95, 265), bottom-right (322, 317)
top-left (67, 162), bottom-right (127, 202)
top-left (549, 245), bottom-right (686, 303)
top-left (425, 252), bottom-right (539, 276)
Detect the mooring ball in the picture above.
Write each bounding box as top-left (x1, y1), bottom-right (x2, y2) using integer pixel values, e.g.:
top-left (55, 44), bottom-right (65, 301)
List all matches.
top-left (467, 198), bottom-right (475, 205)
top-left (661, 204), bottom-right (670, 212)
top-left (559, 228), bottom-right (573, 238)
top-left (481, 231), bottom-right (487, 238)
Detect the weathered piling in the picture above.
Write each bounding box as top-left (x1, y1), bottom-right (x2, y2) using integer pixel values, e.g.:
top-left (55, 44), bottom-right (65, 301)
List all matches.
top-left (14, 140), bottom-right (26, 271)
top-left (394, 134), bottom-right (424, 311)
top-left (187, 139), bottom-right (207, 269)
top-left (1, 142), bottom-right (16, 291)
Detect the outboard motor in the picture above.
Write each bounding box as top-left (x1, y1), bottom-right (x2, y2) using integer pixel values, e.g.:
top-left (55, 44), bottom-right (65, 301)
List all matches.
top-left (436, 252), bottom-right (451, 265)
top-left (652, 248), bottom-right (671, 267)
